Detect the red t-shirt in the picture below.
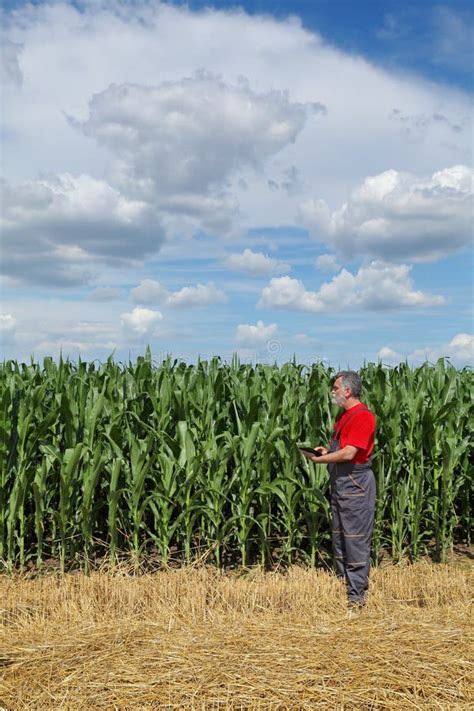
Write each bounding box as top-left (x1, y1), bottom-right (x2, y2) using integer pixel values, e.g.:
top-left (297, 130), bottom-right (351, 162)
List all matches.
top-left (332, 403), bottom-right (376, 464)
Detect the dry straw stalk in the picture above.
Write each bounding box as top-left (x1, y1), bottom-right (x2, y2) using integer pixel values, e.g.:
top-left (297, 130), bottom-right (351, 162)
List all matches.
top-left (0, 560), bottom-right (472, 709)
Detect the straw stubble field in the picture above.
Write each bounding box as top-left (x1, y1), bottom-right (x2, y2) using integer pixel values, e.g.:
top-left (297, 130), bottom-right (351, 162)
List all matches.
top-left (0, 560), bottom-right (472, 709)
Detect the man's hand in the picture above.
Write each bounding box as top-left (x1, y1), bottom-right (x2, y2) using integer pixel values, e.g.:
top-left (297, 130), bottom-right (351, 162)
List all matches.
top-left (302, 445), bottom-right (359, 464)
top-left (316, 445), bottom-right (358, 464)
top-left (315, 447), bottom-right (328, 456)
top-left (301, 446), bottom-right (328, 462)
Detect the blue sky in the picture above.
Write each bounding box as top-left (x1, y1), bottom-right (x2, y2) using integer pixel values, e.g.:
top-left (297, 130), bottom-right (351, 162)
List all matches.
top-left (1, 0), bottom-right (473, 367)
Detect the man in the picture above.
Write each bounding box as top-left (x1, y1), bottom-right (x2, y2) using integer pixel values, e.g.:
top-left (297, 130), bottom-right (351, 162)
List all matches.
top-left (302, 371), bottom-right (376, 607)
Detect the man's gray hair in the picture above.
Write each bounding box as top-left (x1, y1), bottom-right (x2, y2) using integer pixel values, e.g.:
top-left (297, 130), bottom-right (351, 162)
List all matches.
top-left (335, 370), bottom-right (362, 398)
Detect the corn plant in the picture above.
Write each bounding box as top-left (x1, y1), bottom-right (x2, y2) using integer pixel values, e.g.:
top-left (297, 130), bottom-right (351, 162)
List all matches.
top-left (0, 354), bottom-right (471, 570)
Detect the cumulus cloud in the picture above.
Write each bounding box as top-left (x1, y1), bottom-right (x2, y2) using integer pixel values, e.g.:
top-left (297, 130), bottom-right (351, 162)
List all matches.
top-left (0, 314), bottom-right (17, 332)
top-left (300, 165), bottom-right (473, 262)
top-left (120, 307), bottom-right (163, 336)
top-left (258, 262), bottom-right (445, 312)
top-left (78, 74), bottom-right (314, 193)
top-left (159, 193), bottom-right (239, 235)
top-left (377, 346), bottom-right (404, 363)
top-left (166, 283), bottom-right (226, 308)
top-left (1, 174), bottom-right (165, 286)
top-left (225, 249), bottom-right (290, 275)
top-left (28, 320), bottom-right (119, 355)
top-left (75, 73), bottom-right (316, 234)
top-left (130, 279), bottom-right (227, 308)
top-left (131, 279), bottom-right (169, 305)
top-left (378, 333), bottom-right (474, 366)
top-left (2, 1), bottom-right (471, 243)
top-left (410, 333), bottom-right (474, 365)
top-left (3, 2), bottom-right (471, 199)
top-left (1, 0), bottom-right (472, 364)
top-left (235, 320), bottom-right (278, 347)
top-left (0, 313), bottom-right (17, 346)
top-left (315, 254), bottom-right (340, 272)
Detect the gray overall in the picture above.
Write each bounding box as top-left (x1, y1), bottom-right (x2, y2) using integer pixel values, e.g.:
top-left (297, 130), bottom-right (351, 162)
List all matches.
top-left (328, 407), bottom-right (376, 604)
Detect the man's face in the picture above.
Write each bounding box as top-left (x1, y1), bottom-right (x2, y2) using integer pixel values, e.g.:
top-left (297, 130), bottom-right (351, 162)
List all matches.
top-left (331, 377), bottom-right (349, 407)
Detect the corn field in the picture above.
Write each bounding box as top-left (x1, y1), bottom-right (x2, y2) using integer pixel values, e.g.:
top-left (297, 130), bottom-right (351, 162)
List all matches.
top-left (1, 352), bottom-right (472, 571)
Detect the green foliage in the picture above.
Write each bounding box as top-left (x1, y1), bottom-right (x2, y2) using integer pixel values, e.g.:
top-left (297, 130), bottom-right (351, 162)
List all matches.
top-left (0, 355), bottom-right (472, 569)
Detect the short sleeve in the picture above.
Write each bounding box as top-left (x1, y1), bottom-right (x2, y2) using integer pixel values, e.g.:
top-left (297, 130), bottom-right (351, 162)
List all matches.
top-left (343, 412), bottom-right (375, 450)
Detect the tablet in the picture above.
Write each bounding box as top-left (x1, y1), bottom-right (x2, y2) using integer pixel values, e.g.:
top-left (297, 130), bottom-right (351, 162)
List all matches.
top-left (299, 447), bottom-right (322, 457)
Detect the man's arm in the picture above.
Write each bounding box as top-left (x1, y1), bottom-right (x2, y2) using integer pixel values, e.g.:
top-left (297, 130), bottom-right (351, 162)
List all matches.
top-left (303, 445), bottom-right (358, 464)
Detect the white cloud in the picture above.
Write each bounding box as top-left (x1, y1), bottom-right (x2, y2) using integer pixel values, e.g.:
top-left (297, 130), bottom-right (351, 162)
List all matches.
top-left (0, 313), bottom-right (17, 347)
top-left (377, 346), bottom-right (404, 363)
top-left (410, 333), bottom-right (474, 365)
top-left (166, 283), bottom-right (226, 308)
top-left (225, 249), bottom-right (290, 275)
top-left (235, 320), bottom-right (278, 347)
top-left (120, 307), bottom-right (163, 336)
top-left (1, 174), bottom-right (164, 286)
top-left (300, 165), bottom-right (473, 262)
top-left (4, 0), bottom-right (470, 227)
top-left (377, 333), bottom-right (474, 367)
top-left (0, 314), bottom-right (17, 332)
top-left (1, 0), bottom-right (472, 364)
top-left (259, 275), bottom-right (322, 312)
top-left (258, 262), bottom-right (445, 312)
top-left (130, 279), bottom-right (227, 308)
top-left (79, 74), bottom-right (313, 194)
top-left (315, 254), bottom-right (340, 272)
top-left (131, 279), bottom-right (169, 305)
top-left (27, 320), bottom-right (119, 355)
top-left (159, 193), bottom-right (239, 236)
top-left (74, 73), bottom-right (316, 236)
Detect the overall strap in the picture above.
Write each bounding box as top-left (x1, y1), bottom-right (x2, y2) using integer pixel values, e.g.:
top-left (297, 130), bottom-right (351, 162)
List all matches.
top-left (334, 406), bottom-right (369, 440)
